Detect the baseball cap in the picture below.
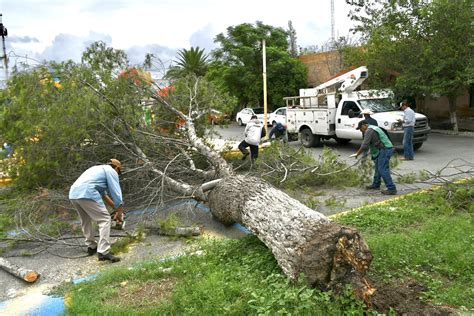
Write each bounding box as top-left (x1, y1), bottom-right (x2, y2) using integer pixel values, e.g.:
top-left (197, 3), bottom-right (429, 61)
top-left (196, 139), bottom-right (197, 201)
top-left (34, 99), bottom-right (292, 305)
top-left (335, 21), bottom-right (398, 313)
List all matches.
top-left (356, 120), bottom-right (369, 130)
top-left (399, 100), bottom-right (408, 109)
top-left (110, 158), bottom-right (122, 174)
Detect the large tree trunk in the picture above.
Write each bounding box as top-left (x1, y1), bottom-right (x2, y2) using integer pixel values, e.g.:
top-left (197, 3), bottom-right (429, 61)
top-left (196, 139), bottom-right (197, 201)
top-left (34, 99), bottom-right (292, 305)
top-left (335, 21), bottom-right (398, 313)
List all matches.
top-left (208, 175), bottom-right (373, 294)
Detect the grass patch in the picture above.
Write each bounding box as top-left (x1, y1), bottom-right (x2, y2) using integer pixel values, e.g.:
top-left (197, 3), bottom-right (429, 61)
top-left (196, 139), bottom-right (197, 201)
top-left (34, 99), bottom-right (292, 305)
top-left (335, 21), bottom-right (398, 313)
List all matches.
top-left (0, 213), bottom-right (13, 238)
top-left (66, 237), bottom-right (367, 315)
top-left (335, 179), bottom-right (474, 308)
top-left (64, 179), bottom-right (473, 314)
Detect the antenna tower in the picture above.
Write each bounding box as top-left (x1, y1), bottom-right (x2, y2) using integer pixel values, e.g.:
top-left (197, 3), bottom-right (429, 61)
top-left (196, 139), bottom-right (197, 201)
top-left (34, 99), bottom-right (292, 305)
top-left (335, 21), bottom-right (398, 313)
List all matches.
top-left (330, 0), bottom-right (335, 45)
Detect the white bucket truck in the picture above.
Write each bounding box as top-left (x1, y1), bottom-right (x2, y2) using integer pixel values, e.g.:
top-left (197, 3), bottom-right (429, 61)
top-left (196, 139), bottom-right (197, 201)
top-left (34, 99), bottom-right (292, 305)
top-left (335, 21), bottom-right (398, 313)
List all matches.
top-left (284, 66), bottom-right (431, 148)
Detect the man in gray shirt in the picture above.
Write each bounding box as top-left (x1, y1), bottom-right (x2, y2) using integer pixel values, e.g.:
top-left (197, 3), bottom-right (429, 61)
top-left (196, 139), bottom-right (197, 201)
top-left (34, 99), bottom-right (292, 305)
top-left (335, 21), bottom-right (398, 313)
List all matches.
top-left (399, 100), bottom-right (416, 160)
top-left (350, 120), bottom-right (397, 195)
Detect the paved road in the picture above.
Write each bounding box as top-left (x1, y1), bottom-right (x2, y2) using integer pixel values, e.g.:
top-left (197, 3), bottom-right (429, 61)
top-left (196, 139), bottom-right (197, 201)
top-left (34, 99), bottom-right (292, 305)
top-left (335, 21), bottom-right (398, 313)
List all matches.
top-left (212, 122), bottom-right (474, 179)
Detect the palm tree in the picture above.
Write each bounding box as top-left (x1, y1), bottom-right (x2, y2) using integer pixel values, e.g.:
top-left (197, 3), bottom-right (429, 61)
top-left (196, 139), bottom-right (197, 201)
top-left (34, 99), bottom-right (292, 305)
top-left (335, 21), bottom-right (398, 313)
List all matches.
top-left (166, 47), bottom-right (208, 79)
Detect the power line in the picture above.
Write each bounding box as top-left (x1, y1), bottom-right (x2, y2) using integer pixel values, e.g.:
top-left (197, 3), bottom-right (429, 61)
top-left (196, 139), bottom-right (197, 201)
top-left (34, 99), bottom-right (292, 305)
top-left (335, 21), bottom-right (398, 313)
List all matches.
top-left (0, 13), bottom-right (8, 81)
top-left (330, 0), bottom-right (335, 44)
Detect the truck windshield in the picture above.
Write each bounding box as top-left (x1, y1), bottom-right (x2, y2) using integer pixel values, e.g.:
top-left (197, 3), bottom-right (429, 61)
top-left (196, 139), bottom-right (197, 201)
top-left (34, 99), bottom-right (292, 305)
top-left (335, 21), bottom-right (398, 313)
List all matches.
top-left (359, 99), bottom-right (398, 113)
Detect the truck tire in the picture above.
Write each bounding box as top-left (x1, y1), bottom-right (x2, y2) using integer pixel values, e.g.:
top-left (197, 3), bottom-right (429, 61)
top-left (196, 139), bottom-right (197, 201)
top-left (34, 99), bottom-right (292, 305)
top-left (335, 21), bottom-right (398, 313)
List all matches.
top-left (414, 143), bottom-right (423, 151)
top-left (238, 118), bottom-right (243, 126)
top-left (300, 128), bottom-right (320, 147)
top-left (335, 138), bottom-right (351, 145)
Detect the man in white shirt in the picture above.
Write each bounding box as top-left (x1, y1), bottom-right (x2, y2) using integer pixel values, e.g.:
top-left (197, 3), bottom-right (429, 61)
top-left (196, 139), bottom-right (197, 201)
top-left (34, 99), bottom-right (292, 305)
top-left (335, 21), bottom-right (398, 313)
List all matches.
top-left (399, 100), bottom-right (416, 160)
top-left (238, 115), bottom-right (264, 160)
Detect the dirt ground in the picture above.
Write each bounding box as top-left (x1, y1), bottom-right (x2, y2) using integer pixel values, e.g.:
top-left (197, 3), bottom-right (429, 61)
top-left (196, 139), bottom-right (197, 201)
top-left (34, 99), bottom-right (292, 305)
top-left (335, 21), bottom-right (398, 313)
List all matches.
top-left (0, 200), bottom-right (246, 302)
top-left (370, 279), bottom-right (455, 315)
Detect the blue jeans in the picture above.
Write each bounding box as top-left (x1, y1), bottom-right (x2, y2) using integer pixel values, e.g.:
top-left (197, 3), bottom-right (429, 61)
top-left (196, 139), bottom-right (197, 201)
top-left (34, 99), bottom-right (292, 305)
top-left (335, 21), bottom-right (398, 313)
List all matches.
top-left (403, 126), bottom-right (414, 159)
top-left (372, 148), bottom-right (396, 191)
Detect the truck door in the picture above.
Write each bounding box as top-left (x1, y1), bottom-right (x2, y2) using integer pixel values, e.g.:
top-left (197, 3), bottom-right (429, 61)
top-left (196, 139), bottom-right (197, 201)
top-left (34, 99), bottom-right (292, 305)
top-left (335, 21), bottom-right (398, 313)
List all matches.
top-left (335, 101), bottom-right (363, 140)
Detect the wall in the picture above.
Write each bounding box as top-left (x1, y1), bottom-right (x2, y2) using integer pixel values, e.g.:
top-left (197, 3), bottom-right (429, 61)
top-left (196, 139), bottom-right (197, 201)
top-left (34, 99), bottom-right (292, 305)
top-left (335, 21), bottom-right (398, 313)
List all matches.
top-left (298, 51), bottom-right (343, 87)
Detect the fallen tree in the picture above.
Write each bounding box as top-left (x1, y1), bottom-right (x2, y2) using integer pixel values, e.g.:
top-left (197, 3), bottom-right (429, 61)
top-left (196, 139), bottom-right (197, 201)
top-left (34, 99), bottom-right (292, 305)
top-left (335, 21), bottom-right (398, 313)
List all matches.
top-left (1, 43), bottom-right (374, 298)
top-left (144, 79), bottom-right (374, 296)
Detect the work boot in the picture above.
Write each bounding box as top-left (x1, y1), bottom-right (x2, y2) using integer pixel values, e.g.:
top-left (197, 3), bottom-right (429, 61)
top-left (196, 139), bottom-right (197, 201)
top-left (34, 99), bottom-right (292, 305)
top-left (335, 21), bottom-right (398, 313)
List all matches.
top-left (87, 247), bottom-right (97, 256)
top-left (242, 152), bottom-right (250, 160)
top-left (365, 185), bottom-right (380, 190)
top-left (381, 189), bottom-right (397, 195)
top-left (98, 252), bottom-right (120, 263)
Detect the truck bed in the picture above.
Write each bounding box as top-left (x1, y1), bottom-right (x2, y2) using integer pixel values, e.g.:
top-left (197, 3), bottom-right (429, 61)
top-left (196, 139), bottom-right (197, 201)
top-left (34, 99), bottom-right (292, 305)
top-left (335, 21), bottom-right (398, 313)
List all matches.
top-left (286, 107), bottom-right (337, 136)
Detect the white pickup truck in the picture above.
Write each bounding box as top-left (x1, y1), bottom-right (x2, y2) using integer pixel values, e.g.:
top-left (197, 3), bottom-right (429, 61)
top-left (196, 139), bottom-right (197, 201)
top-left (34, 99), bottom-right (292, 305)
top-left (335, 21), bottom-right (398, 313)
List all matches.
top-left (285, 67), bottom-right (431, 149)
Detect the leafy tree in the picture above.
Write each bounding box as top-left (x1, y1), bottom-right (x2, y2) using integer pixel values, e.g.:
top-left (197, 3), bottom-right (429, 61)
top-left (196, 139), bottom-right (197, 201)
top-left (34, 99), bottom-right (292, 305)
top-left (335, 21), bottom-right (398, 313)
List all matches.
top-left (347, 0), bottom-right (473, 132)
top-left (166, 47), bottom-right (208, 80)
top-left (0, 43), bottom-right (146, 189)
top-left (208, 21), bottom-right (307, 110)
top-left (0, 41), bottom-right (236, 191)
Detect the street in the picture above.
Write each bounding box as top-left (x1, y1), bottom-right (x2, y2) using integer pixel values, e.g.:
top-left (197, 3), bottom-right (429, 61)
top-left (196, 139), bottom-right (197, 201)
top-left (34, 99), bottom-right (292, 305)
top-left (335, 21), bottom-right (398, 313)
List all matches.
top-left (212, 122), bottom-right (474, 178)
top-left (209, 122), bottom-right (474, 215)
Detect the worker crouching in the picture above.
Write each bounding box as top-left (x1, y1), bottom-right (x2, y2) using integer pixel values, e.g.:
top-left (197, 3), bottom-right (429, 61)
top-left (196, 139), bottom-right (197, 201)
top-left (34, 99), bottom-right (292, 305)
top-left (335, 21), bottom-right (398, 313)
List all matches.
top-left (69, 159), bottom-right (124, 262)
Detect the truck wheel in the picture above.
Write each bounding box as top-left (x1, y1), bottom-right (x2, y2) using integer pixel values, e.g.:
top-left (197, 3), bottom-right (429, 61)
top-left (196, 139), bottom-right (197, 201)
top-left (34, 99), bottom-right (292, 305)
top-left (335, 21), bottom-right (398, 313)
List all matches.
top-left (414, 143), bottom-right (423, 151)
top-left (300, 129), bottom-right (320, 147)
top-left (238, 118), bottom-right (243, 126)
top-left (335, 138), bottom-right (351, 145)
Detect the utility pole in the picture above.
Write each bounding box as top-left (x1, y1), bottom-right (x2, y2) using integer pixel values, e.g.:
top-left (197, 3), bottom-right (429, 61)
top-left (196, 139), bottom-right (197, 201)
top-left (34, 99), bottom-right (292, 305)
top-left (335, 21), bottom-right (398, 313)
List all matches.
top-left (262, 39), bottom-right (268, 137)
top-left (0, 13), bottom-right (8, 81)
top-left (330, 0), bottom-right (335, 46)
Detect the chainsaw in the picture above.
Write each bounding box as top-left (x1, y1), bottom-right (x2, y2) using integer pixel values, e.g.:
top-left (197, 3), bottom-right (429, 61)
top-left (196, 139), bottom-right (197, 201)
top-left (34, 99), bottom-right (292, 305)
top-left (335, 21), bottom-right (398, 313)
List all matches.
top-left (110, 209), bottom-right (126, 230)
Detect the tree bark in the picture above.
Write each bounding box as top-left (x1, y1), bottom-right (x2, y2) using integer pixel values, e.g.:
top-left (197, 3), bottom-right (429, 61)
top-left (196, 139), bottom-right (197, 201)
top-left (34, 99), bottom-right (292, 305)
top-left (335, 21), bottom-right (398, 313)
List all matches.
top-left (207, 175), bottom-right (373, 293)
top-left (448, 96), bottom-right (459, 134)
top-left (0, 257), bottom-right (40, 283)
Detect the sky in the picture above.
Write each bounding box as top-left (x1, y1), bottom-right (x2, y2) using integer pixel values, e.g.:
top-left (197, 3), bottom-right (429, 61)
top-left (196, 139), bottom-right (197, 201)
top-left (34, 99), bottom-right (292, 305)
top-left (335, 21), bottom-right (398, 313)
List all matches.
top-left (0, 0), bottom-right (356, 74)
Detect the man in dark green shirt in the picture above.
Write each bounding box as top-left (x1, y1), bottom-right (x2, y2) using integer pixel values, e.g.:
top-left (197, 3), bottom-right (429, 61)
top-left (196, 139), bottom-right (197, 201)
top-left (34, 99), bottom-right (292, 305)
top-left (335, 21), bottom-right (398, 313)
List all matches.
top-left (350, 120), bottom-right (397, 195)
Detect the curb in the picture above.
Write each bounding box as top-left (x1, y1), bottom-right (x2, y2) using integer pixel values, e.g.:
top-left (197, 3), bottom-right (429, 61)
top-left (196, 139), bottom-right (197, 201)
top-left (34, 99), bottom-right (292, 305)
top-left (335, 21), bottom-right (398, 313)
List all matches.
top-left (431, 130), bottom-right (474, 137)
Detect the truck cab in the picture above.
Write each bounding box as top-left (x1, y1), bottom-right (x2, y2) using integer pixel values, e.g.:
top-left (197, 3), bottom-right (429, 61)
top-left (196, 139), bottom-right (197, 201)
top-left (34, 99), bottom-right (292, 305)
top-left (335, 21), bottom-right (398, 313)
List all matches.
top-left (335, 90), bottom-right (430, 149)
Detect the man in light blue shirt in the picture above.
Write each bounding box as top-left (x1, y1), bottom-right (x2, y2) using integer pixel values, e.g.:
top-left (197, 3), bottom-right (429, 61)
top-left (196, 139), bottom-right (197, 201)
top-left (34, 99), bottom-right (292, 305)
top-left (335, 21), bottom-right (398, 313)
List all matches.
top-left (69, 159), bottom-right (124, 262)
top-left (399, 100), bottom-right (416, 160)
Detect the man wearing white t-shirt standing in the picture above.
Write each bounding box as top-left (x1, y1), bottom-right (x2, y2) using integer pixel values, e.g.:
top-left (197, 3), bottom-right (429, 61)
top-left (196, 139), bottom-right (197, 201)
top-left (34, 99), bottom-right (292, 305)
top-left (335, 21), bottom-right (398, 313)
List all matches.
top-left (399, 100), bottom-right (416, 160)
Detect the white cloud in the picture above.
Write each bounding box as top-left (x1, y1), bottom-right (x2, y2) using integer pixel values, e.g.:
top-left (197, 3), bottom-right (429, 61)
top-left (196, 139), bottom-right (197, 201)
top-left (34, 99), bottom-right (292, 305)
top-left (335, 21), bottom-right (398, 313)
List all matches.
top-left (1, 0), bottom-right (355, 68)
top-left (189, 24), bottom-right (217, 54)
top-left (125, 44), bottom-right (177, 67)
top-left (39, 32), bottom-right (112, 62)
